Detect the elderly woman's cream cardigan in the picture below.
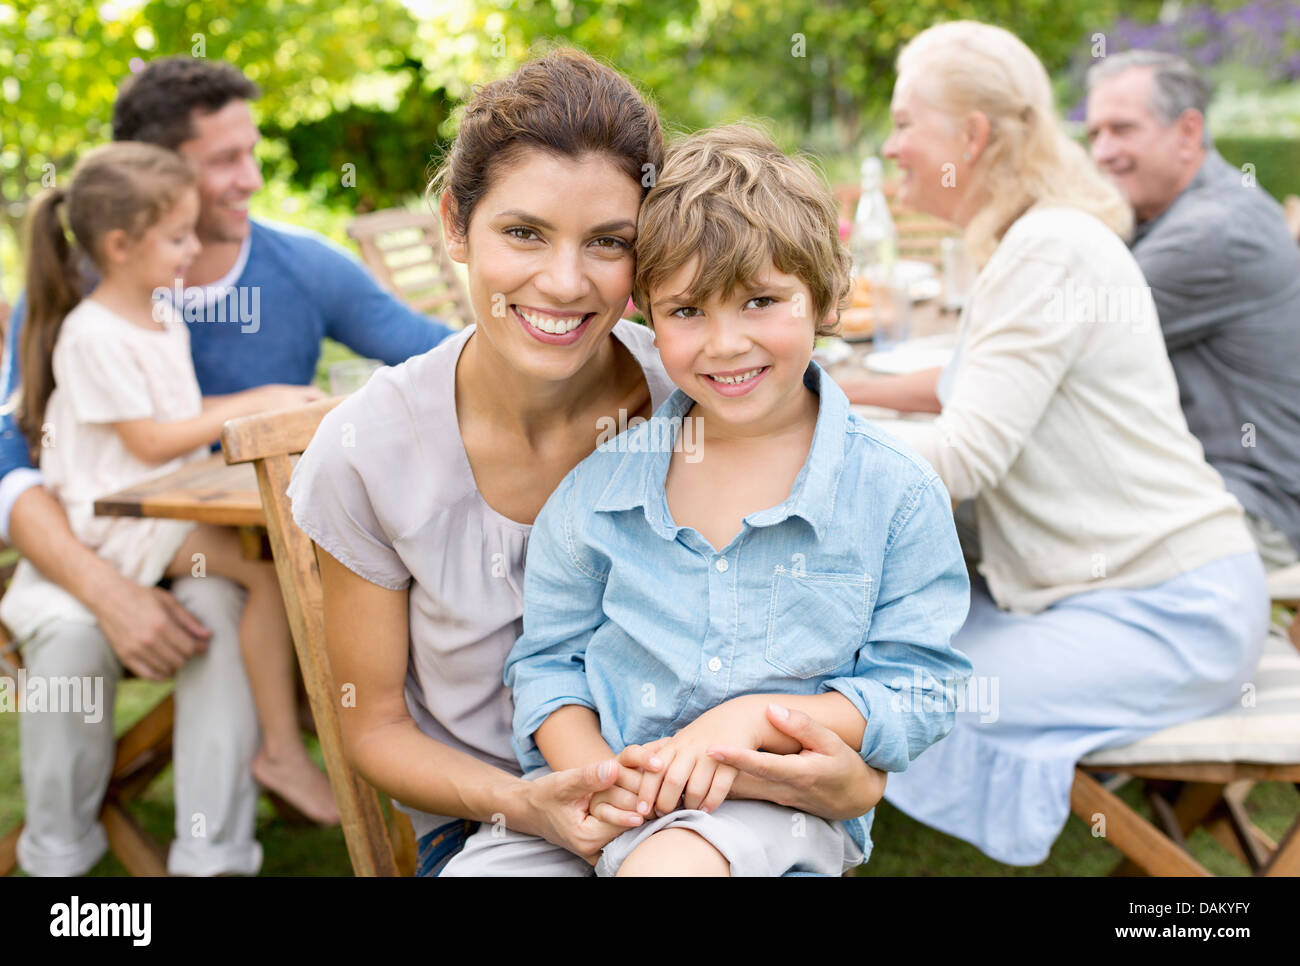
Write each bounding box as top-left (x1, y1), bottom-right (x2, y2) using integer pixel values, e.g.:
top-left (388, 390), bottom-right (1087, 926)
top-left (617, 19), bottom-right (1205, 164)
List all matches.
top-left (882, 204), bottom-right (1255, 614)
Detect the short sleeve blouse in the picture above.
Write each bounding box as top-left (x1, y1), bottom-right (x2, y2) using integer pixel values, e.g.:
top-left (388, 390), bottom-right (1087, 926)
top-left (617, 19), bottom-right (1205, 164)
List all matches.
top-left (287, 320), bottom-right (674, 838)
top-left (43, 298), bottom-right (206, 536)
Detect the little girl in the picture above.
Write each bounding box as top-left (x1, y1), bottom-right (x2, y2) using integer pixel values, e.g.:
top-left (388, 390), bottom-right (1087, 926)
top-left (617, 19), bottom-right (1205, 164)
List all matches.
top-left (3, 141), bottom-right (338, 826)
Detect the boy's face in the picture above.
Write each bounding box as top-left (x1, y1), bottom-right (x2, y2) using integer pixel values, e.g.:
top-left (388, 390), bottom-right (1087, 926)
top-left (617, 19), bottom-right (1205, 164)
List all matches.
top-left (649, 257), bottom-right (827, 432)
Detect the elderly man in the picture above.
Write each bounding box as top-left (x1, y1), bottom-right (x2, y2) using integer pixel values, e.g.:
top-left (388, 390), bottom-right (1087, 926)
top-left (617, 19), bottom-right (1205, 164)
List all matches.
top-left (1086, 50), bottom-right (1300, 572)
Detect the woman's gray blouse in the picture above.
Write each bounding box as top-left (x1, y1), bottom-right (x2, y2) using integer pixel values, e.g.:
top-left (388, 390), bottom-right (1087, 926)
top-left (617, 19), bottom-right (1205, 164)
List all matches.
top-left (287, 320), bottom-right (674, 838)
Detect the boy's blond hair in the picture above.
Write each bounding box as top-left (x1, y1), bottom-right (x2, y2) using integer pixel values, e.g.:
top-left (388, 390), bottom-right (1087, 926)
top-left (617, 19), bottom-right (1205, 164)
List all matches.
top-left (633, 124), bottom-right (850, 338)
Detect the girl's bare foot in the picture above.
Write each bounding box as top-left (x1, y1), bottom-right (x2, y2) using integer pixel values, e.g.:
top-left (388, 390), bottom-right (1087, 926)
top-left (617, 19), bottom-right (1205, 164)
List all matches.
top-left (252, 747), bottom-right (341, 827)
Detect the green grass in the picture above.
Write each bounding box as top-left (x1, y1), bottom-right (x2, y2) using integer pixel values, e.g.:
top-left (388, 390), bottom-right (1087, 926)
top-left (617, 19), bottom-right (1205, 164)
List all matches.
top-left (0, 677), bottom-right (353, 877)
top-left (3, 679), bottom-right (1295, 876)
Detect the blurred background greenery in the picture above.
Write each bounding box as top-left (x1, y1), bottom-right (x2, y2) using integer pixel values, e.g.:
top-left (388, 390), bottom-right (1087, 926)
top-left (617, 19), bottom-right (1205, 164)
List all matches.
top-left (4, 0), bottom-right (1300, 304)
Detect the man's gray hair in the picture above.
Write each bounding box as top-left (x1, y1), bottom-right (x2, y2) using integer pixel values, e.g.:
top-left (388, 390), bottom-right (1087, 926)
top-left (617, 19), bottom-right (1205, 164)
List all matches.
top-left (1087, 50), bottom-right (1212, 147)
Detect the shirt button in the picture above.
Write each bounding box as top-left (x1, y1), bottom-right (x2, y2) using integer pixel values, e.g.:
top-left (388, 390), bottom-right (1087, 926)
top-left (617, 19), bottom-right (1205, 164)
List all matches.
top-left (715, 557), bottom-right (729, 573)
top-left (708, 657), bottom-right (723, 673)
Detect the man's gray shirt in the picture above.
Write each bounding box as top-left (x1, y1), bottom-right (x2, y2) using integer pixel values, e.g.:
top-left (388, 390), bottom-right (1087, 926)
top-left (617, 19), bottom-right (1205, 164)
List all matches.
top-left (1131, 148), bottom-right (1300, 555)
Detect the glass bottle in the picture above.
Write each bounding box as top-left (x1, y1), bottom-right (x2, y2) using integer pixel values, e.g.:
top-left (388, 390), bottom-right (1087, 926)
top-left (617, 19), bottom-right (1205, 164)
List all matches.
top-left (849, 157), bottom-right (897, 275)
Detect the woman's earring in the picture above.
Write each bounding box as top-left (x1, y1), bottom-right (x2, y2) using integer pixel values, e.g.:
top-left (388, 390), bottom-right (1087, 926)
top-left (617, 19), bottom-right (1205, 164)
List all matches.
top-left (963, 152), bottom-right (972, 162)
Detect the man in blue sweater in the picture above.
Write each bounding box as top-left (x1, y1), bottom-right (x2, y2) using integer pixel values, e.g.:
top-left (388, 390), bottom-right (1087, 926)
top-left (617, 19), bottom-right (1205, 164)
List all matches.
top-left (2, 57), bottom-right (454, 876)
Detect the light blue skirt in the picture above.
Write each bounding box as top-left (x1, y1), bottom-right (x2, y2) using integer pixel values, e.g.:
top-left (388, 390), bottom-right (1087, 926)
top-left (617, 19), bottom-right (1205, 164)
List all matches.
top-left (882, 551), bottom-right (1269, 866)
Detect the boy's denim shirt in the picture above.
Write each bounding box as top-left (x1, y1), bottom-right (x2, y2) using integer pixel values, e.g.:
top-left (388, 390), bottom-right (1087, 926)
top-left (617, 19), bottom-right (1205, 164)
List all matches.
top-left (506, 361), bottom-right (973, 852)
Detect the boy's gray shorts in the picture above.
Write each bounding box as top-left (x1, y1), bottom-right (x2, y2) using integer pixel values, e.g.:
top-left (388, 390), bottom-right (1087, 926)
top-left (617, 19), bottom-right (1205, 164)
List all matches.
top-left (440, 775), bottom-right (863, 877)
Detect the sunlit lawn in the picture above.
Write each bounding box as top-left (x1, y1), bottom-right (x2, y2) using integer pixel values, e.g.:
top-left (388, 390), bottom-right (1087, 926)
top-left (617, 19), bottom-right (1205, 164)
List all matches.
top-left (2, 674), bottom-right (1295, 876)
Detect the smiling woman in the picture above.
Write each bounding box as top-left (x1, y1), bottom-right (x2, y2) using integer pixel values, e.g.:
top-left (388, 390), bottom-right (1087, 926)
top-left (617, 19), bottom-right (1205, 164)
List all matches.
top-left (286, 47), bottom-right (893, 877)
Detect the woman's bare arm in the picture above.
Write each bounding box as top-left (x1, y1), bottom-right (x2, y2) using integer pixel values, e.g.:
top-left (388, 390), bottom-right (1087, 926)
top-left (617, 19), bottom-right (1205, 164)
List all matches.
top-left (318, 546), bottom-right (532, 824)
top-left (318, 546), bottom-right (640, 857)
top-left (834, 367), bottom-right (943, 413)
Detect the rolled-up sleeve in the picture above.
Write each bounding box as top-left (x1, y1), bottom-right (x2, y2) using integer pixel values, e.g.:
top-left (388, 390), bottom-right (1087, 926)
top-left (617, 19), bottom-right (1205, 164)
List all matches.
top-left (505, 471), bottom-right (607, 772)
top-left (822, 473), bottom-right (972, 771)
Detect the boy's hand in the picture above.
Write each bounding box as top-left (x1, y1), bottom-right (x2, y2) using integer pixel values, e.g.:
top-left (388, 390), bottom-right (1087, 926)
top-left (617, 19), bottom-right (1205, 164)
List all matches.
top-left (525, 761), bottom-right (643, 864)
top-left (587, 760), bottom-right (647, 827)
top-left (636, 699), bottom-right (773, 817)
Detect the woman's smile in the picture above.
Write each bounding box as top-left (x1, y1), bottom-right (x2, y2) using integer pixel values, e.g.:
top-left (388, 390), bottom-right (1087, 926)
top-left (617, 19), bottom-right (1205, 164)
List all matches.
top-left (513, 304), bottom-right (597, 345)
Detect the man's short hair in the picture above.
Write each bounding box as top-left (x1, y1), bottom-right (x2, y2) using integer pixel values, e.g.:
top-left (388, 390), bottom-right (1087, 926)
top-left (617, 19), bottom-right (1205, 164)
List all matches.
top-left (112, 57), bottom-right (260, 149)
top-left (1087, 50), bottom-right (1212, 147)
top-left (633, 124), bottom-right (851, 337)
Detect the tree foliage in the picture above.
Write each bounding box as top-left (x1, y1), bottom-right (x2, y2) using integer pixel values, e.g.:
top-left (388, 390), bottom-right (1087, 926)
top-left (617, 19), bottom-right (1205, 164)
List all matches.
top-left (0, 0), bottom-right (1244, 259)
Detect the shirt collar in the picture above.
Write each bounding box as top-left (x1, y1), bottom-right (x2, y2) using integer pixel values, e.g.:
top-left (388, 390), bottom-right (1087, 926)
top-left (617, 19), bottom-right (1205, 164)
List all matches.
top-left (594, 361), bottom-right (850, 541)
top-left (1133, 148), bottom-right (1223, 243)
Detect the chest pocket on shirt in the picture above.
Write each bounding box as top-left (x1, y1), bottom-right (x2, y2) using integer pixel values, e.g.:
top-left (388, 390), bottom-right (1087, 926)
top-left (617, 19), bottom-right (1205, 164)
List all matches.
top-left (765, 567), bottom-right (871, 679)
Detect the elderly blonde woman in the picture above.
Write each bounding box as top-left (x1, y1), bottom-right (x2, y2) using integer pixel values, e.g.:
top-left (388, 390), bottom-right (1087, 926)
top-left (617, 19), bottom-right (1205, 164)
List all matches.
top-left (837, 21), bottom-right (1269, 865)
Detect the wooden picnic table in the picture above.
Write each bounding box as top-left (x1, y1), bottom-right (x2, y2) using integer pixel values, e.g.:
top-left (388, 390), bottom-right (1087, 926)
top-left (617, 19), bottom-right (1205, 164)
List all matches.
top-left (93, 452), bottom-right (268, 526)
top-left (827, 296), bottom-right (957, 385)
top-left (93, 452), bottom-right (290, 559)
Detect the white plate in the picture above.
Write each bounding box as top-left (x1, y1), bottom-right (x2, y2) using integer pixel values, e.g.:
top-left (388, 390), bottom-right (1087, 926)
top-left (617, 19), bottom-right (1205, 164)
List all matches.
top-left (907, 277), bottom-right (943, 303)
top-left (894, 259), bottom-right (937, 284)
top-left (864, 334), bottom-right (956, 375)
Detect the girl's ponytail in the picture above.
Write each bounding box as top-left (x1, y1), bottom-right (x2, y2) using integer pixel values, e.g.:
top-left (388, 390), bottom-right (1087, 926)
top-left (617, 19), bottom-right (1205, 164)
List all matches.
top-left (19, 186), bottom-right (81, 457)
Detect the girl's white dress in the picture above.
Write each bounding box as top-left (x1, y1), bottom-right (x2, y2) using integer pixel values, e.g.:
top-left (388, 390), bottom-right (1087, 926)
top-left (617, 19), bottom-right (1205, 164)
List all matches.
top-left (1, 299), bottom-right (207, 640)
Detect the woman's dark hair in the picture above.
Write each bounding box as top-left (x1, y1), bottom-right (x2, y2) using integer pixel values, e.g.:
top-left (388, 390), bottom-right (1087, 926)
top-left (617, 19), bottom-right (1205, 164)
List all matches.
top-left (18, 143), bottom-right (197, 455)
top-left (112, 56), bottom-right (259, 149)
top-left (429, 46), bottom-right (664, 238)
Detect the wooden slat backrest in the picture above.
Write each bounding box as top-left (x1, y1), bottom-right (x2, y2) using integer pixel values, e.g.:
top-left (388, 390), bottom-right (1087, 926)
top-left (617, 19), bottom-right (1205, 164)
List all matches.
top-left (346, 208), bottom-right (474, 327)
top-left (221, 397), bottom-right (415, 877)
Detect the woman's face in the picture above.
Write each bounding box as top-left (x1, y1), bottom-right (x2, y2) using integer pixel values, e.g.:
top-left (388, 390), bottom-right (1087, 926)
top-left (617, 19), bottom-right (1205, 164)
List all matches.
top-left (882, 70), bottom-right (969, 223)
top-left (443, 148), bottom-right (643, 383)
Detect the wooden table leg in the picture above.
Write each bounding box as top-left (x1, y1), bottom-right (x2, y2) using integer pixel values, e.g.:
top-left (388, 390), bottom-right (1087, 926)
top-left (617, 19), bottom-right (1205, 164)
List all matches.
top-left (0, 821), bottom-right (21, 876)
top-left (238, 526), bottom-right (265, 561)
top-left (101, 802), bottom-right (168, 876)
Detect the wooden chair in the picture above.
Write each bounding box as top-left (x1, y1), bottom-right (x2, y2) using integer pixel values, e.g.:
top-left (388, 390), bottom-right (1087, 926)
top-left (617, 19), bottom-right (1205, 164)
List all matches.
top-left (1070, 626), bottom-right (1300, 876)
top-left (346, 208), bottom-right (473, 326)
top-left (220, 398), bottom-right (417, 877)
